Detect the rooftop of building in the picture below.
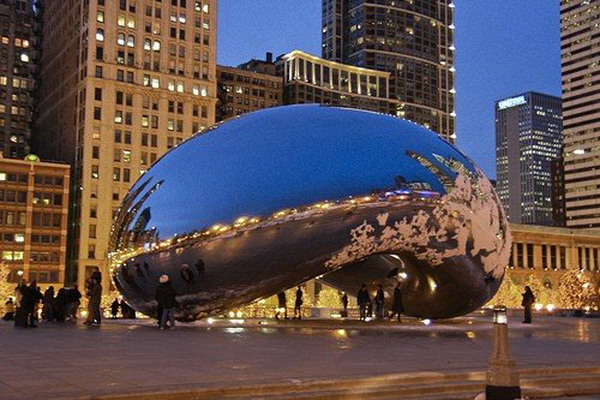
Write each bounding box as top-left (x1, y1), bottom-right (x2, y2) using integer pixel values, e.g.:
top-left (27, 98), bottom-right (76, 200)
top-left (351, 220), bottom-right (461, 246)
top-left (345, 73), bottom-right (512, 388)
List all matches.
top-left (510, 223), bottom-right (600, 238)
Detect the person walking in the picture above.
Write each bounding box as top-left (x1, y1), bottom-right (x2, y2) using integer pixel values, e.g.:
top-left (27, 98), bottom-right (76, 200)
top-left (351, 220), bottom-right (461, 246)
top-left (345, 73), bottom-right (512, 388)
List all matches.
top-left (294, 286), bottom-right (303, 319)
top-left (276, 291), bottom-right (288, 320)
top-left (3, 298), bottom-right (15, 321)
top-left (156, 275), bottom-right (178, 329)
top-left (389, 282), bottom-right (404, 323)
top-left (375, 284), bottom-right (386, 320)
top-left (357, 284), bottom-right (370, 321)
top-left (341, 292), bottom-right (348, 318)
top-left (14, 280), bottom-right (28, 328)
top-left (42, 286), bottom-right (55, 322)
top-left (521, 286), bottom-right (535, 324)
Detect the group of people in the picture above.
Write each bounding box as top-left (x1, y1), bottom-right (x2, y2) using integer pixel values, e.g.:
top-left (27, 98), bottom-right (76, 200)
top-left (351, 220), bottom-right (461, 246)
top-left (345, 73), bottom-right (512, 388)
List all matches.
top-left (4, 280), bottom-right (82, 327)
top-left (356, 282), bottom-right (405, 322)
top-left (275, 286), bottom-right (305, 320)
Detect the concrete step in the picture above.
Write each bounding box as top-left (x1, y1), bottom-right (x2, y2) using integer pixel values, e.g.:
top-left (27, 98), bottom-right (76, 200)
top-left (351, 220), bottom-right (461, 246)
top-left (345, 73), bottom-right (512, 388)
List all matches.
top-left (86, 366), bottom-right (600, 400)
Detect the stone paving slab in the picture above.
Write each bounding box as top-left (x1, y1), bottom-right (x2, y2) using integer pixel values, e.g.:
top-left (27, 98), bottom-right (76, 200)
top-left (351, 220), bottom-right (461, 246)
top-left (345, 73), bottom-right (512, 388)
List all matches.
top-left (0, 315), bottom-right (598, 399)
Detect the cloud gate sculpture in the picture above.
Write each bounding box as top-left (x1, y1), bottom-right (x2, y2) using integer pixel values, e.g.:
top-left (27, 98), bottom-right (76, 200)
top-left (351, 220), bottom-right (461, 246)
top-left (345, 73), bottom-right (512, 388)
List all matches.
top-left (109, 105), bottom-right (511, 320)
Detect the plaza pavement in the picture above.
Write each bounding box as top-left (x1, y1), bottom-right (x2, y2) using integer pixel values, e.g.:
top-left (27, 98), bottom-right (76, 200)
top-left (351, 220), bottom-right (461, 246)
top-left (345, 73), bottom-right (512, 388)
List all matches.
top-left (0, 314), bottom-right (598, 399)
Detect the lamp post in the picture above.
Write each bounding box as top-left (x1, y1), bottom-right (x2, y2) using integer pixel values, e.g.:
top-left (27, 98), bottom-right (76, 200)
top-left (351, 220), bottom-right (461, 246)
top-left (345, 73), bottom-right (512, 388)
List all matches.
top-left (485, 305), bottom-right (521, 400)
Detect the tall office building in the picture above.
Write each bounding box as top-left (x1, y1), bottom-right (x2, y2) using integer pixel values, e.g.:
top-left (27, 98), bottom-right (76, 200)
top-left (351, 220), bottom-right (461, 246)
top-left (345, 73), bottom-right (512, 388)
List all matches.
top-left (35, 0), bottom-right (218, 288)
top-left (561, 0), bottom-right (600, 229)
top-left (0, 0), bottom-right (36, 158)
top-left (322, 0), bottom-right (456, 141)
top-left (495, 92), bottom-right (562, 226)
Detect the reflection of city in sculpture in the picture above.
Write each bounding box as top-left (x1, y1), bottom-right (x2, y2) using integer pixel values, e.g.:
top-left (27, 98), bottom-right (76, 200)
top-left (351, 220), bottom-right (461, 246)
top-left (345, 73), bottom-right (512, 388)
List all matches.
top-left (109, 105), bottom-right (512, 320)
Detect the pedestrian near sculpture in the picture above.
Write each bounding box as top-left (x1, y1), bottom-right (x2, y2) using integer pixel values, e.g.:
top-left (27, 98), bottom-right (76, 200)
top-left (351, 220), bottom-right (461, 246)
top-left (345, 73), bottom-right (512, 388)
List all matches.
top-left (521, 286), bottom-right (535, 324)
top-left (389, 282), bottom-right (404, 323)
top-left (294, 286), bottom-right (303, 319)
top-left (276, 291), bottom-right (287, 320)
top-left (156, 275), bottom-right (178, 329)
top-left (357, 284), bottom-right (370, 321)
top-left (341, 292), bottom-right (348, 318)
top-left (375, 284), bottom-right (385, 319)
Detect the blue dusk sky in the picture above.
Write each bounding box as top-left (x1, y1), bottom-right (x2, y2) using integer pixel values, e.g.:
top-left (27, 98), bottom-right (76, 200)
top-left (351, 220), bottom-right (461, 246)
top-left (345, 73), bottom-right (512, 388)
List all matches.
top-left (217, 1), bottom-right (561, 179)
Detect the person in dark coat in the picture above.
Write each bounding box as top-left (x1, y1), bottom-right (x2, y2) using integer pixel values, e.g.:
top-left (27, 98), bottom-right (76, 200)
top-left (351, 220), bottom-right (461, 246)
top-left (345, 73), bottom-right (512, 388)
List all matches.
top-left (54, 288), bottom-right (68, 322)
top-left (3, 298), bottom-right (15, 321)
top-left (42, 286), bottom-right (55, 322)
top-left (294, 286), bottom-right (303, 319)
top-left (110, 298), bottom-right (120, 319)
top-left (375, 284), bottom-right (385, 319)
top-left (275, 291), bottom-right (287, 320)
top-left (21, 281), bottom-right (42, 327)
top-left (389, 282), bottom-right (404, 323)
top-left (357, 284), bottom-right (370, 321)
top-left (521, 286), bottom-right (535, 324)
top-left (91, 267), bottom-right (102, 286)
top-left (14, 281), bottom-right (29, 328)
top-left (155, 275), bottom-right (178, 329)
top-left (341, 292), bottom-right (349, 318)
top-left (66, 285), bottom-right (82, 321)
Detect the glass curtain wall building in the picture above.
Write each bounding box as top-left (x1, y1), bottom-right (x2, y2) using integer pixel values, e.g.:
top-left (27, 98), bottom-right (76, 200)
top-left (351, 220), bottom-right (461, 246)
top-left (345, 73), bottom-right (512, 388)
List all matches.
top-left (322, 0), bottom-right (455, 142)
top-left (495, 92), bottom-right (562, 226)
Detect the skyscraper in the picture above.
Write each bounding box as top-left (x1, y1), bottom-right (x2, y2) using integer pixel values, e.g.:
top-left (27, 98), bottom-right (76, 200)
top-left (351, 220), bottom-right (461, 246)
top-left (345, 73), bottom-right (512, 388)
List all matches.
top-left (322, 0), bottom-right (455, 142)
top-left (495, 92), bottom-right (562, 226)
top-left (0, 0), bottom-right (35, 158)
top-left (560, 0), bottom-right (600, 229)
top-left (35, 0), bottom-right (218, 288)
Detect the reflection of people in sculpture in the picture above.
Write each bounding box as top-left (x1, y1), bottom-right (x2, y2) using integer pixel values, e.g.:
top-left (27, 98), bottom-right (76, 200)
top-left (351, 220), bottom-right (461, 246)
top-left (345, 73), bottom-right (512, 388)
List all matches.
top-left (195, 259), bottom-right (205, 275)
top-left (521, 286), bottom-right (535, 324)
top-left (181, 264), bottom-right (194, 283)
top-left (389, 282), bottom-right (404, 323)
top-left (357, 284), bottom-right (370, 321)
top-left (275, 291), bottom-right (287, 320)
top-left (375, 284), bottom-right (385, 319)
top-left (341, 292), bottom-right (348, 318)
top-left (293, 286), bottom-right (303, 319)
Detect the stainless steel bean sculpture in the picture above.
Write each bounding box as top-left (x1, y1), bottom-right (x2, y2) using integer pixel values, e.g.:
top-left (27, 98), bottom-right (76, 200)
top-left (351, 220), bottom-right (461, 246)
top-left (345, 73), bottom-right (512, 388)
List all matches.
top-left (109, 105), bottom-right (511, 320)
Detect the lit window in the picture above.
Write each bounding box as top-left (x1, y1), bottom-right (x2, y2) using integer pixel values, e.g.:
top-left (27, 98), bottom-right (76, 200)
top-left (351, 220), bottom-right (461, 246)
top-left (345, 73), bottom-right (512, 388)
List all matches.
top-left (0, 173), bottom-right (6, 181)
top-left (118, 15), bottom-right (126, 27)
top-left (144, 38), bottom-right (151, 51)
top-left (117, 33), bottom-right (126, 46)
top-left (15, 234), bottom-right (25, 243)
top-left (152, 40), bottom-right (161, 51)
top-left (96, 29), bottom-right (105, 42)
top-left (20, 53), bottom-right (29, 62)
top-left (127, 18), bottom-right (136, 29)
top-left (97, 11), bottom-right (104, 23)
top-left (127, 35), bottom-right (135, 47)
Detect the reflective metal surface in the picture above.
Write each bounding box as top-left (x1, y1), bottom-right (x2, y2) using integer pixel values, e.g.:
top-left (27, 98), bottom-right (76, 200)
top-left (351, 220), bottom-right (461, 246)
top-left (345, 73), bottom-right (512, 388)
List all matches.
top-left (109, 105), bottom-right (511, 320)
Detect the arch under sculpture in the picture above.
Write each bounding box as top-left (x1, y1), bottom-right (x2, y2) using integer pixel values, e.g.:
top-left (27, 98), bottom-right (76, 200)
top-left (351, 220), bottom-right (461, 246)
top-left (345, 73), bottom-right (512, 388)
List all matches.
top-left (109, 105), bottom-right (511, 320)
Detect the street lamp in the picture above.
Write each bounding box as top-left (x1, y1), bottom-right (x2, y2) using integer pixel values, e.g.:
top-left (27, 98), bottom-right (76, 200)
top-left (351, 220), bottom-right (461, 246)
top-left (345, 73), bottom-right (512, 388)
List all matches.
top-left (485, 305), bottom-right (521, 400)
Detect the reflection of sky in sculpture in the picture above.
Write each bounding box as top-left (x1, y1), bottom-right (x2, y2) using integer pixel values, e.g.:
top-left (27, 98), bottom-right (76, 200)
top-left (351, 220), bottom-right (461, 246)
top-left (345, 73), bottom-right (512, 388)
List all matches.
top-left (125, 105), bottom-right (476, 240)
